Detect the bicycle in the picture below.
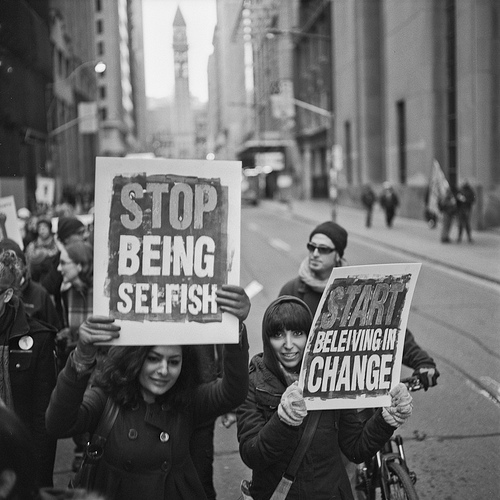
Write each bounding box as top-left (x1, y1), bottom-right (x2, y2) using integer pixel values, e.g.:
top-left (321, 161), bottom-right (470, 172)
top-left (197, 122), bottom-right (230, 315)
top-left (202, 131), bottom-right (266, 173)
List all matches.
top-left (355, 376), bottom-right (423, 500)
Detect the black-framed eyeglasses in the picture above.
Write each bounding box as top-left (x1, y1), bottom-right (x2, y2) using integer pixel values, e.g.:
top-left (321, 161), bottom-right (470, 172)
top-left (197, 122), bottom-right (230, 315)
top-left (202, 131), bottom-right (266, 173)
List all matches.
top-left (306, 242), bottom-right (336, 255)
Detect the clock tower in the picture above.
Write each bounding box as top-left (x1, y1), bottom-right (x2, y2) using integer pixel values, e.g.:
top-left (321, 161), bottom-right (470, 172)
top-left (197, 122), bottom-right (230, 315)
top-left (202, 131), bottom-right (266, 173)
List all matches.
top-left (172, 6), bottom-right (194, 158)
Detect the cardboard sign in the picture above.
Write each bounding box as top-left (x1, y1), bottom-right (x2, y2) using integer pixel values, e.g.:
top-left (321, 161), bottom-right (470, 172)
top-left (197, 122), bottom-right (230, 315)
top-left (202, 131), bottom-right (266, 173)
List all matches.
top-left (93, 157), bottom-right (241, 345)
top-left (299, 263), bottom-right (421, 410)
top-left (35, 177), bottom-right (56, 205)
top-left (0, 196), bottom-right (23, 249)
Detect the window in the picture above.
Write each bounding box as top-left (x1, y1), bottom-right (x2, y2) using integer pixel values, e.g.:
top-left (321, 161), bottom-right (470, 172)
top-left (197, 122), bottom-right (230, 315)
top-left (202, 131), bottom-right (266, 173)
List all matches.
top-left (95, 0), bottom-right (102, 12)
top-left (396, 100), bottom-right (407, 185)
top-left (97, 19), bottom-right (103, 34)
top-left (99, 85), bottom-right (106, 99)
top-left (99, 107), bottom-right (107, 121)
top-left (344, 120), bottom-right (353, 185)
top-left (97, 41), bottom-right (104, 56)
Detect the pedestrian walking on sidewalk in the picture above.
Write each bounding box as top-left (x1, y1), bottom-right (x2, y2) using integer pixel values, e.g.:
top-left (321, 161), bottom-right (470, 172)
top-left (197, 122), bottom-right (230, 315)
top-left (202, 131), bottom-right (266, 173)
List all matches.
top-left (379, 182), bottom-right (399, 228)
top-left (361, 184), bottom-right (376, 228)
top-left (438, 186), bottom-right (457, 243)
top-left (456, 181), bottom-right (475, 243)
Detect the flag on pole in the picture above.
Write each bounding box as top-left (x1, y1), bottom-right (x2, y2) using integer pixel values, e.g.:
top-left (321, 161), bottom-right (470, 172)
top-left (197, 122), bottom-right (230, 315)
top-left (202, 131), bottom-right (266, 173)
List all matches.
top-left (427, 160), bottom-right (450, 217)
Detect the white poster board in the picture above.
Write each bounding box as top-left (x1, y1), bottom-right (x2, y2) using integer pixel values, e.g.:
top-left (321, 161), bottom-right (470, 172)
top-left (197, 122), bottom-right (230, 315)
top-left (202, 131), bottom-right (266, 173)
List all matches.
top-left (93, 157), bottom-right (242, 345)
top-left (36, 176), bottom-right (56, 205)
top-left (0, 196), bottom-right (23, 249)
top-left (299, 263), bottom-right (421, 410)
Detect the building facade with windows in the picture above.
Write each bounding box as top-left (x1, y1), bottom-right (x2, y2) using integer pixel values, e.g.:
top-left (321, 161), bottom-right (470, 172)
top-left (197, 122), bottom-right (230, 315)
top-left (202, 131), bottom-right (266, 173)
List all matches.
top-left (207, 0), bottom-right (250, 163)
top-left (332, 0), bottom-right (500, 228)
top-left (0, 0), bottom-right (52, 210)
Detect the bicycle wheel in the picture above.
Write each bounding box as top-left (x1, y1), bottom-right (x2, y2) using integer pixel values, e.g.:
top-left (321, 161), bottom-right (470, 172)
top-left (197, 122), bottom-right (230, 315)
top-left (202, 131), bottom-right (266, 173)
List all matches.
top-left (386, 462), bottom-right (419, 500)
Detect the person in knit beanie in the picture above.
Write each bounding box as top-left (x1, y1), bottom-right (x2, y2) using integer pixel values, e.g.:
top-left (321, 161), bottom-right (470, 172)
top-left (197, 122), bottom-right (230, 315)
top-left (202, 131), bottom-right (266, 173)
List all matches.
top-left (56, 216), bottom-right (86, 246)
top-left (279, 220), bottom-right (348, 315)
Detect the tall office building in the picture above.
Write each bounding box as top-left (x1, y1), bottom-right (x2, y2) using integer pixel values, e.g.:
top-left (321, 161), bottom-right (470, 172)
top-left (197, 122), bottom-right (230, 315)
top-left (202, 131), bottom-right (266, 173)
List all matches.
top-left (172, 6), bottom-right (195, 158)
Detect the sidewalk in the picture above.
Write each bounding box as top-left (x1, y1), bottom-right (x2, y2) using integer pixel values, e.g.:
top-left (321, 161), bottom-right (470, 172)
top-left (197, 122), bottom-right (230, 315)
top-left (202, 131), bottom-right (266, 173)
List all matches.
top-left (262, 199), bottom-right (500, 286)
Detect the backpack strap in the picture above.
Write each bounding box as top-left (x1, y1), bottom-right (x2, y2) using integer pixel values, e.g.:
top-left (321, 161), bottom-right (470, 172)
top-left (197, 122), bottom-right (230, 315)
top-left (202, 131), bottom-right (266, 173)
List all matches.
top-left (269, 411), bottom-right (321, 500)
top-left (93, 396), bottom-right (119, 442)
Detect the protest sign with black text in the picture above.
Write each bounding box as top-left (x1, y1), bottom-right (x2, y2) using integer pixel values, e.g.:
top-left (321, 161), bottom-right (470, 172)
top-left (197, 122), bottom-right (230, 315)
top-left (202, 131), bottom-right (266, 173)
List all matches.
top-left (298, 263), bottom-right (421, 409)
top-left (93, 157), bottom-right (241, 345)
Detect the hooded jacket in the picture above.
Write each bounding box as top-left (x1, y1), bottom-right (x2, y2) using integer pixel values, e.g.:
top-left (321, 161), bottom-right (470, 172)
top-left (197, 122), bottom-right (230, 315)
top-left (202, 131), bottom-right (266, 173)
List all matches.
top-left (236, 296), bottom-right (396, 500)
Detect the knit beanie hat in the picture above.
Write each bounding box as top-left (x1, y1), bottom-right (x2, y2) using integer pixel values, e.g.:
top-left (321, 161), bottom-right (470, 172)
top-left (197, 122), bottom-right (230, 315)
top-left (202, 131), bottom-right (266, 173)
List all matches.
top-left (309, 221), bottom-right (348, 257)
top-left (57, 217), bottom-right (84, 243)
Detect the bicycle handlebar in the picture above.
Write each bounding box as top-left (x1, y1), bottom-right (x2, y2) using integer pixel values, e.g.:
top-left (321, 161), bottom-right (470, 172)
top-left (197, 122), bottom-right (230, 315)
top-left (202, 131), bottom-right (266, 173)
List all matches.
top-left (401, 376), bottom-right (423, 392)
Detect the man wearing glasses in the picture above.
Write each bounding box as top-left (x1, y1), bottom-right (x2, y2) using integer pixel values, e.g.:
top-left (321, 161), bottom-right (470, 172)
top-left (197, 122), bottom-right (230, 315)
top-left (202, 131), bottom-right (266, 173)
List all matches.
top-left (279, 220), bottom-right (439, 390)
top-left (279, 221), bottom-right (347, 313)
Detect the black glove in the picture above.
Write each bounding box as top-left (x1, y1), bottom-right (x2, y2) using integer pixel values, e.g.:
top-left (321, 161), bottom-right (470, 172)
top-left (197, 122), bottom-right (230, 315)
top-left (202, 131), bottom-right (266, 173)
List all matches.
top-left (413, 366), bottom-right (440, 391)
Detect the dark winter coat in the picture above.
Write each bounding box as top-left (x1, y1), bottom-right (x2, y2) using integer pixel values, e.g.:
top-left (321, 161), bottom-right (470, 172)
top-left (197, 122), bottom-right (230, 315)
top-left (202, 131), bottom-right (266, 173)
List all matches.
top-left (236, 297), bottom-right (395, 500)
top-left (279, 277), bottom-right (436, 371)
top-left (46, 331), bottom-right (249, 500)
top-left (1, 297), bottom-right (58, 487)
top-left (20, 277), bottom-right (62, 330)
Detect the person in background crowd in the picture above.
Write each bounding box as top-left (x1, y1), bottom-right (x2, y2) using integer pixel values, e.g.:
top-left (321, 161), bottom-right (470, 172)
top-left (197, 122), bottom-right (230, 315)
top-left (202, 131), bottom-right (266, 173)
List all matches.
top-left (17, 208), bottom-right (36, 249)
top-left (56, 240), bottom-right (93, 364)
top-left (0, 239), bottom-right (61, 330)
top-left (378, 182), bottom-right (399, 228)
top-left (0, 401), bottom-right (106, 500)
top-left (25, 217), bottom-right (59, 264)
top-left (46, 284), bottom-right (250, 500)
top-left (278, 220), bottom-right (439, 497)
top-left (26, 217), bottom-right (63, 313)
top-left (0, 250), bottom-right (57, 488)
top-left (56, 217), bottom-right (87, 247)
top-left (438, 186), bottom-right (457, 244)
top-left (55, 240), bottom-right (94, 472)
top-left (456, 181), bottom-right (475, 243)
top-left (236, 296), bottom-right (413, 500)
top-left (360, 184), bottom-right (376, 228)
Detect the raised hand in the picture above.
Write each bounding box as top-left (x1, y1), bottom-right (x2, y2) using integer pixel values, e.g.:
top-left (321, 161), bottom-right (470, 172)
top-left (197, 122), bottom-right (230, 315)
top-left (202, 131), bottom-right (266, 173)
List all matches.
top-left (215, 284), bottom-right (251, 323)
top-left (77, 315), bottom-right (121, 357)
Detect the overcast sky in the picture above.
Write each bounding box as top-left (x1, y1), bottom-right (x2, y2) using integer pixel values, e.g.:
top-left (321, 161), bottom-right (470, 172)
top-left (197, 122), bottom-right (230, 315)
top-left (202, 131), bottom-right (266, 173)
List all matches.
top-left (142, 0), bottom-right (217, 102)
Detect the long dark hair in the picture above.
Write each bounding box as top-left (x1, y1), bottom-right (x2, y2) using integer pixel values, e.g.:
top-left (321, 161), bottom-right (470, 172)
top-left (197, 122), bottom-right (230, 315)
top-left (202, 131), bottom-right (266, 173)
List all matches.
top-left (93, 345), bottom-right (201, 409)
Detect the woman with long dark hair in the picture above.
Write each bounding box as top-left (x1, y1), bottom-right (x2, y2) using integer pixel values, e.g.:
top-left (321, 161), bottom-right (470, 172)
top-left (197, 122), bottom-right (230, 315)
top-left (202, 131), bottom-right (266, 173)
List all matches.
top-left (46, 284), bottom-right (250, 500)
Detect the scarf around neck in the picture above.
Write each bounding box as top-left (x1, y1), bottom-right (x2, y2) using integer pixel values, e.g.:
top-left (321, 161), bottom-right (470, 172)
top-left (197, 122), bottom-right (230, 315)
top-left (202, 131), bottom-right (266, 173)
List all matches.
top-left (298, 257), bottom-right (329, 293)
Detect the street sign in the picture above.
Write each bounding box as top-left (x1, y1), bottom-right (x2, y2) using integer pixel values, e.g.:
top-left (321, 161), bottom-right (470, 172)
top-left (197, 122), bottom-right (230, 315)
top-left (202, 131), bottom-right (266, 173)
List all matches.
top-left (78, 102), bottom-right (98, 134)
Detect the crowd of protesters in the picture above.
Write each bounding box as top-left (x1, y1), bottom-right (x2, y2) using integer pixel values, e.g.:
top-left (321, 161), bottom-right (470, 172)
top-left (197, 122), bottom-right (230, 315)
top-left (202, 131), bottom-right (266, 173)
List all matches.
top-left (0, 185), bottom-right (440, 500)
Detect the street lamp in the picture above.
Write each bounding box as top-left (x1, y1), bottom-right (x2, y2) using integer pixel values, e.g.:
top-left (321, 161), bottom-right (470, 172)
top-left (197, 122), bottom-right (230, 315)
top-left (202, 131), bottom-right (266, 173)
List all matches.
top-left (46, 59), bottom-right (106, 192)
top-left (47, 60), bottom-right (106, 132)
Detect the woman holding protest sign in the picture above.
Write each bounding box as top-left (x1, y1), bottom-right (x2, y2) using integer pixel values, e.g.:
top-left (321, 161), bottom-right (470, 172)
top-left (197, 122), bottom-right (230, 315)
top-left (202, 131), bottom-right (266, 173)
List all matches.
top-left (46, 284), bottom-right (250, 500)
top-left (236, 296), bottom-right (413, 500)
